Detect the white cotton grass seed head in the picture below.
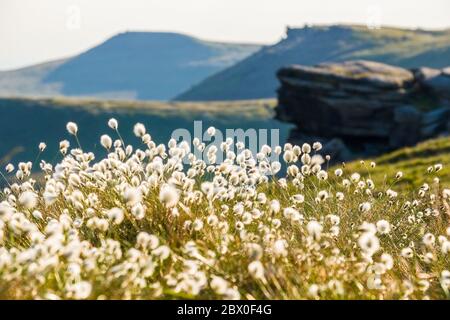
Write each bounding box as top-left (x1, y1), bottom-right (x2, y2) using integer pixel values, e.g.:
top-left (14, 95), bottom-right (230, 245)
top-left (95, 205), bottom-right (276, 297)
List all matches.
top-left (5, 163), bottom-right (14, 173)
top-left (133, 123), bottom-right (146, 137)
top-left (358, 232), bottom-right (380, 256)
top-left (32, 210), bottom-right (43, 220)
top-left (68, 281), bottom-right (92, 299)
top-left (19, 191), bottom-right (38, 210)
top-left (327, 214), bottom-right (340, 226)
top-left (441, 270), bottom-right (450, 287)
top-left (308, 284), bottom-right (320, 298)
top-left (381, 253), bottom-right (394, 270)
top-left (123, 187), bottom-right (142, 207)
top-left (359, 202), bottom-right (371, 213)
top-left (307, 220), bottom-right (323, 240)
top-left (248, 260), bottom-right (265, 280)
top-left (301, 143), bottom-right (311, 154)
top-left (131, 203), bottom-right (145, 220)
top-left (207, 126), bottom-right (216, 136)
top-left (269, 200), bottom-right (280, 214)
top-left (108, 118), bottom-right (118, 130)
top-left (159, 184), bottom-right (179, 208)
top-left (292, 194), bottom-right (305, 204)
top-left (39, 142), bottom-right (47, 152)
top-left (316, 190), bottom-right (329, 202)
top-left (359, 222), bottom-right (376, 235)
top-left (376, 220), bottom-right (391, 235)
top-left (192, 219), bottom-right (204, 231)
top-left (207, 214), bottom-right (218, 226)
top-left (351, 173), bottom-right (361, 183)
top-left (312, 142), bottom-right (322, 151)
top-left (283, 150), bottom-right (295, 163)
top-left (59, 140), bottom-right (70, 151)
top-left (443, 189), bottom-right (450, 199)
top-left (401, 247), bottom-right (414, 258)
top-left (210, 276), bottom-right (228, 295)
top-left (422, 233), bottom-right (435, 247)
top-left (66, 122), bottom-right (78, 135)
top-left (107, 207), bottom-right (124, 225)
top-left (137, 232), bottom-right (159, 250)
top-left (153, 245), bottom-right (171, 260)
top-left (273, 239), bottom-right (288, 257)
top-left (441, 241), bottom-right (450, 255)
top-left (142, 133), bottom-right (152, 144)
top-left (271, 161), bottom-right (281, 174)
top-left (100, 135), bottom-right (112, 149)
top-left (317, 170), bottom-right (328, 180)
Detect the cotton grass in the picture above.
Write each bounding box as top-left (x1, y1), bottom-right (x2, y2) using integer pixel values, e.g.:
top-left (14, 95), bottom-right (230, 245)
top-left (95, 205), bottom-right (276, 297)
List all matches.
top-left (0, 120), bottom-right (449, 300)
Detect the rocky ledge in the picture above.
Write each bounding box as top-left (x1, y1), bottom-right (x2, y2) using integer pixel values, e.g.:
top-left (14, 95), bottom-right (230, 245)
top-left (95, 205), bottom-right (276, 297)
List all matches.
top-left (275, 60), bottom-right (450, 162)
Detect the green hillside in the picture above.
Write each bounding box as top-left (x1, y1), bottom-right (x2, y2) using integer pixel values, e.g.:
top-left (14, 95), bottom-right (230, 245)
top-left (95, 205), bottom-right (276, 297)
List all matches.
top-left (0, 97), bottom-right (290, 165)
top-left (343, 136), bottom-right (450, 190)
top-left (175, 25), bottom-right (450, 101)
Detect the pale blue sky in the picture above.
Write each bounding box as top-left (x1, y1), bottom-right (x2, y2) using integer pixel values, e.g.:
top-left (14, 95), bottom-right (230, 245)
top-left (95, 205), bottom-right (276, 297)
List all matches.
top-left (1, 0), bottom-right (449, 70)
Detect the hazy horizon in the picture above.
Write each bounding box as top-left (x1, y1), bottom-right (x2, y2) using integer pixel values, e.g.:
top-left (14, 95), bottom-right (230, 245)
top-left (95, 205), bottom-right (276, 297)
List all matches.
top-left (1, 0), bottom-right (450, 71)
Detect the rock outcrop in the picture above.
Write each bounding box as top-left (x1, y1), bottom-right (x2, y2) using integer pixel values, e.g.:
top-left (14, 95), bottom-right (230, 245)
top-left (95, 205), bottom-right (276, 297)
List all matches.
top-left (276, 60), bottom-right (450, 162)
top-left (415, 67), bottom-right (450, 107)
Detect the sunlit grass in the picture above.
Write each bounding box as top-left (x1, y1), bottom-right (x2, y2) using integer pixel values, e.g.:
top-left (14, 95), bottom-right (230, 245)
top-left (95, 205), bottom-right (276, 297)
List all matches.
top-left (0, 121), bottom-right (449, 300)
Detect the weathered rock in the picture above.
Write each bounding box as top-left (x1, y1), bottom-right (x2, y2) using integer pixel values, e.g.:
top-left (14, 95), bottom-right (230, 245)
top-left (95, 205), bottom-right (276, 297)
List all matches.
top-left (422, 107), bottom-right (450, 126)
top-left (421, 107), bottom-right (450, 138)
top-left (278, 60), bottom-right (415, 91)
top-left (416, 67), bottom-right (450, 100)
top-left (390, 106), bottom-right (422, 148)
top-left (414, 67), bottom-right (441, 83)
top-left (277, 61), bottom-right (414, 141)
top-left (276, 60), bottom-right (450, 162)
top-left (321, 138), bottom-right (354, 162)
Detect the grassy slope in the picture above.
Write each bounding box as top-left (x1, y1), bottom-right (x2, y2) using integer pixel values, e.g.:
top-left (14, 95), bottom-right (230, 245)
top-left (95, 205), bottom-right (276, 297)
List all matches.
top-left (343, 136), bottom-right (450, 190)
top-left (176, 25), bottom-right (450, 101)
top-left (350, 27), bottom-right (450, 69)
top-left (35, 96), bottom-right (277, 119)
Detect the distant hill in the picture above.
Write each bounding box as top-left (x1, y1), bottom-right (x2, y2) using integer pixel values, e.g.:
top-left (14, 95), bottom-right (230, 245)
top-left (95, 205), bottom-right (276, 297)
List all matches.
top-left (0, 59), bottom-right (67, 97)
top-left (175, 25), bottom-right (450, 101)
top-left (0, 32), bottom-right (260, 100)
